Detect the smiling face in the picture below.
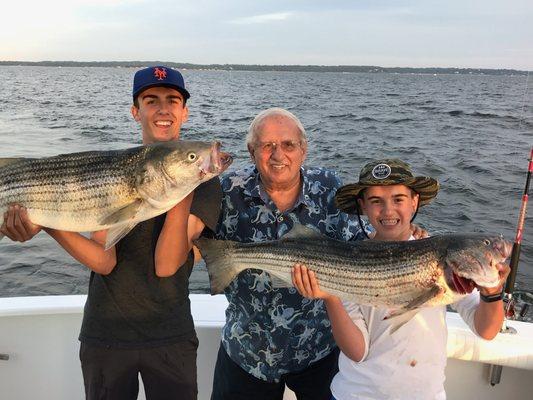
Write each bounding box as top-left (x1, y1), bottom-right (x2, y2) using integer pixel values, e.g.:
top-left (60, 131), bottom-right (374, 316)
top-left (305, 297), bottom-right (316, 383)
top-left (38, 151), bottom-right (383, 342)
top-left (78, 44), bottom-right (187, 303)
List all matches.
top-left (358, 184), bottom-right (419, 241)
top-left (248, 115), bottom-right (307, 191)
top-left (131, 86), bottom-right (189, 144)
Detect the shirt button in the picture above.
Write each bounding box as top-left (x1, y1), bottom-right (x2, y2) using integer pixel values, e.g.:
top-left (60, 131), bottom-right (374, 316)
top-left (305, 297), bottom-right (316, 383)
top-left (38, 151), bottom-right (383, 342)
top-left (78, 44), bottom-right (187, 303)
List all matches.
top-left (278, 216), bottom-right (284, 222)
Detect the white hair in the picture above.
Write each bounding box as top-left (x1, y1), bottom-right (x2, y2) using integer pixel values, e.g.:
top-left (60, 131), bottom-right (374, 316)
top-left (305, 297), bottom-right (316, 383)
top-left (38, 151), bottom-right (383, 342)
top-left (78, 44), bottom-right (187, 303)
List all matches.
top-left (245, 107), bottom-right (308, 149)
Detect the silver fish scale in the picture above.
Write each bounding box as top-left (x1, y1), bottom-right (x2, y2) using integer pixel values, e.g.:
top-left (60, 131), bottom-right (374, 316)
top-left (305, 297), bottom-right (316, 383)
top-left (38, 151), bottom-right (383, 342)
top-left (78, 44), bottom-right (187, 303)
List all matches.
top-left (230, 237), bottom-right (444, 306)
top-left (200, 233), bottom-right (510, 310)
top-left (1, 140), bottom-right (228, 244)
top-left (0, 148), bottom-right (143, 213)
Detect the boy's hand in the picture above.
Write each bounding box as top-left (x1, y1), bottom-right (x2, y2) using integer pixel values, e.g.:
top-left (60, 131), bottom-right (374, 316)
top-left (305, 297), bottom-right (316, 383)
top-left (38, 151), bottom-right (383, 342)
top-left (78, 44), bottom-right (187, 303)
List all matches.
top-left (292, 263), bottom-right (333, 300)
top-left (1, 205), bottom-right (42, 242)
top-left (410, 223), bottom-right (428, 239)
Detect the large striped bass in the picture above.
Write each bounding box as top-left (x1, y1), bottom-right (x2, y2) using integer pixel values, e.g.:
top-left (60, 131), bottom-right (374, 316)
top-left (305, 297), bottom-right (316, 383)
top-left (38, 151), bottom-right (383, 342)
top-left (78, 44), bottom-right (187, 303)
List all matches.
top-left (195, 225), bottom-right (511, 316)
top-left (1, 140), bottom-right (232, 248)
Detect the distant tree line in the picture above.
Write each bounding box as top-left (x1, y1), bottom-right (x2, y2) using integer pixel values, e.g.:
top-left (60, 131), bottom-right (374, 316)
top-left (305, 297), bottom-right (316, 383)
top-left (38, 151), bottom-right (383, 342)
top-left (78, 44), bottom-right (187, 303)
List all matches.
top-left (0, 61), bottom-right (529, 75)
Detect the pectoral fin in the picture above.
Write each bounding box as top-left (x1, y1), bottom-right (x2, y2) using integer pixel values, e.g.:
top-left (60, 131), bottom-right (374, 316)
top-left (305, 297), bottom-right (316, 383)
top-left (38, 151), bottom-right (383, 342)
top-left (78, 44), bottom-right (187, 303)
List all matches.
top-left (400, 285), bottom-right (442, 312)
top-left (104, 222), bottom-right (138, 250)
top-left (385, 309), bottom-right (419, 334)
top-left (384, 285), bottom-right (442, 334)
top-left (269, 272), bottom-right (292, 289)
top-left (99, 199), bottom-right (143, 226)
top-left (283, 224), bottom-right (324, 240)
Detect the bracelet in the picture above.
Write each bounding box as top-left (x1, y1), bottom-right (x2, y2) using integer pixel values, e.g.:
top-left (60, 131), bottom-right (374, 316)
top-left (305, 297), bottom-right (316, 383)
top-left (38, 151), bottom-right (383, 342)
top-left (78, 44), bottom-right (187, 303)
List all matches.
top-left (480, 291), bottom-right (503, 303)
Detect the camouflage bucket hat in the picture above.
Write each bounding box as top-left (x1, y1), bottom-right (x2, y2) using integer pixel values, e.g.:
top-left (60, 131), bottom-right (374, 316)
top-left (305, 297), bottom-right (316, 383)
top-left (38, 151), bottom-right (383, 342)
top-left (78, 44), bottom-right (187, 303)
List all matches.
top-left (334, 158), bottom-right (439, 214)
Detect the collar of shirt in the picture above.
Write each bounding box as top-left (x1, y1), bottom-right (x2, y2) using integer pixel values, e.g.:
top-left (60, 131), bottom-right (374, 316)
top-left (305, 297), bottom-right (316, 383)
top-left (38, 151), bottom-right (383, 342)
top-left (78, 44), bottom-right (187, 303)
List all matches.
top-left (242, 166), bottom-right (317, 213)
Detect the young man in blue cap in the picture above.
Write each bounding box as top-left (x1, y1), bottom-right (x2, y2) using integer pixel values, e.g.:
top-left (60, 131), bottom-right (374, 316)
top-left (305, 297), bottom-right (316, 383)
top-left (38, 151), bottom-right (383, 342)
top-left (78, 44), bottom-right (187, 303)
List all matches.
top-left (1, 66), bottom-right (222, 400)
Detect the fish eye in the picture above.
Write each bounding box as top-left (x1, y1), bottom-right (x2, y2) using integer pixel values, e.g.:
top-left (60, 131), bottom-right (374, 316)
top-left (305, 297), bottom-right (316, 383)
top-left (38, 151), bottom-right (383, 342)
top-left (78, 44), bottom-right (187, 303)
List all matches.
top-left (187, 152), bottom-right (197, 162)
top-left (483, 239), bottom-right (491, 246)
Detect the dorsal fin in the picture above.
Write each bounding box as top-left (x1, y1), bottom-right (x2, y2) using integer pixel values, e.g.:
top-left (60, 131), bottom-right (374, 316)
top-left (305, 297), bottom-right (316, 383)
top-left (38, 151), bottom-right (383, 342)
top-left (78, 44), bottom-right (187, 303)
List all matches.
top-left (282, 223), bottom-right (324, 240)
top-left (0, 158), bottom-right (34, 168)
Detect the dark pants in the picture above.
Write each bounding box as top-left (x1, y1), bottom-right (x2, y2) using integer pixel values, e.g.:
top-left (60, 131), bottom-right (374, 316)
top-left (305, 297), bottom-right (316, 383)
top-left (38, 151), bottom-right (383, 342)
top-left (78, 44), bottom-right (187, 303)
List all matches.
top-left (80, 338), bottom-right (198, 400)
top-left (211, 343), bottom-right (339, 400)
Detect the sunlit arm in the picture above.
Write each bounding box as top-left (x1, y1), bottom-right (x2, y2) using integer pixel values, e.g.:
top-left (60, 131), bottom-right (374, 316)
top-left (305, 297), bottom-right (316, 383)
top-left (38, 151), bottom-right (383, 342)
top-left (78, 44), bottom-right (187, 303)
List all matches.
top-left (189, 215), bottom-right (207, 264)
top-left (473, 263), bottom-right (510, 340)
top-left (473, 298), bottom-right (505, 340)
top-left (154, 193), bottom-right (193, 277)
top-left (154, 193), bottom-right (206, 277)
top-left (44, 228), bottom-right (117, 275)
top-left (324, 296), bottom-right (367, 362)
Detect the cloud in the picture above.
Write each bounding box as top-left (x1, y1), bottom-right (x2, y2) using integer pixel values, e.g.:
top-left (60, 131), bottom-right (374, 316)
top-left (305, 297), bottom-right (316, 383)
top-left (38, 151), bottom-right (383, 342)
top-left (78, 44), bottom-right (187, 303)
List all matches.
top-left (228, 12), bottom-right (294, 25)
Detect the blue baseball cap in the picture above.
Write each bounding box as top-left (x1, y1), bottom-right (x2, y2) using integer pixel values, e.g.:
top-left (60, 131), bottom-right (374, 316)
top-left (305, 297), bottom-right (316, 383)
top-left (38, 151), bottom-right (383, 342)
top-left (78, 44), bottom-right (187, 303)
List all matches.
top-left (132, 66), bottom-right (190, 101)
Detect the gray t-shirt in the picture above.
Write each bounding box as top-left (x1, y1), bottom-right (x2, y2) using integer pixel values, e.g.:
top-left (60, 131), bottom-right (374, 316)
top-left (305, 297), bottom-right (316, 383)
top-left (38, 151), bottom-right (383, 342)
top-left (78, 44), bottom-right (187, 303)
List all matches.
top-left (79, 178), bottom-right (221, 348)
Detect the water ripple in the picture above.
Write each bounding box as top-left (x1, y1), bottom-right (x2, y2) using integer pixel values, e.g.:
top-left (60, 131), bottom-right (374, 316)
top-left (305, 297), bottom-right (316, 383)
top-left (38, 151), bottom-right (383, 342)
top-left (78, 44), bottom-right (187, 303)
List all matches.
top-left (0, 67), bottom-right (531, 296)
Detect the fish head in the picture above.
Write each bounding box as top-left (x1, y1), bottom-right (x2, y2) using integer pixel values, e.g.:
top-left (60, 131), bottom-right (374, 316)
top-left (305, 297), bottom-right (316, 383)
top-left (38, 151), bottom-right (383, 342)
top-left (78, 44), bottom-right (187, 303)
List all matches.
top-left (157, 140), bottom-right (233, 184)
top-left (444, 234), bottom-right (512, 294)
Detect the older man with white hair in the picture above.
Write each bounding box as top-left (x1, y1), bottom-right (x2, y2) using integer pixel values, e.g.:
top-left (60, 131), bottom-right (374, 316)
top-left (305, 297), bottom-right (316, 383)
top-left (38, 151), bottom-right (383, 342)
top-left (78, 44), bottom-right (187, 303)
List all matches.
top-left (210, 107), bottom-right (367, 400)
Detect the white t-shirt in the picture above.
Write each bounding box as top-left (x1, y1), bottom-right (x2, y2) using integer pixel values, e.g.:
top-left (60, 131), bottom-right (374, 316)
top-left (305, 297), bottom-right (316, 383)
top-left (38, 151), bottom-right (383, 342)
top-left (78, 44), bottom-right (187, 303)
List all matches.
top-left (330, 237), bottom-right (480, 400)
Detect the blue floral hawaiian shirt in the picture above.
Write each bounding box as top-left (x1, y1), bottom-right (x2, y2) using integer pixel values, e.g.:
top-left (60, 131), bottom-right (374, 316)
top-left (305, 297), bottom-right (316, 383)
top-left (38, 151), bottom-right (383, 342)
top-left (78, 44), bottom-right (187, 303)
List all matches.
top-left (215, 164), bottom-right (367, 382)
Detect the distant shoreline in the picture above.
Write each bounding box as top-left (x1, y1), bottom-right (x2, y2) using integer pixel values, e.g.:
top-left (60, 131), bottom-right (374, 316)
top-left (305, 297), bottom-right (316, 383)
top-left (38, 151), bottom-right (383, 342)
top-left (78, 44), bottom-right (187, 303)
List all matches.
top-left (0, 61), bottom-right (529, 76)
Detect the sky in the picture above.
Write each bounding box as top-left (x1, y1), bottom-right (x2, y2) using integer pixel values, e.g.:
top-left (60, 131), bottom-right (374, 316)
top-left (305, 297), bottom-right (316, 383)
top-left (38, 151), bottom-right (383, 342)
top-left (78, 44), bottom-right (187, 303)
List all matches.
top-left (1, 0), bottom-right (532, 70)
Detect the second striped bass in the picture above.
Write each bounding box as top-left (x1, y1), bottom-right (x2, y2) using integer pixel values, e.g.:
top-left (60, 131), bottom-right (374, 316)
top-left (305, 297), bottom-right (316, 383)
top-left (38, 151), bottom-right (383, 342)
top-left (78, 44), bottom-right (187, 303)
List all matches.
top-left (195, 225), bottom-right (511, 316)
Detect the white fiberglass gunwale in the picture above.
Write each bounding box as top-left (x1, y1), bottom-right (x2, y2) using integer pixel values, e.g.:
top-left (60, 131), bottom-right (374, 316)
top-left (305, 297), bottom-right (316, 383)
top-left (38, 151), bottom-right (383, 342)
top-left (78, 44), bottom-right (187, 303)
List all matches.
top-left (1, 294), bottom-right (532, 370)
top-left (0, 294), bottom-right (228, 326)
top-left (1, 294), bottom-right (533, 400)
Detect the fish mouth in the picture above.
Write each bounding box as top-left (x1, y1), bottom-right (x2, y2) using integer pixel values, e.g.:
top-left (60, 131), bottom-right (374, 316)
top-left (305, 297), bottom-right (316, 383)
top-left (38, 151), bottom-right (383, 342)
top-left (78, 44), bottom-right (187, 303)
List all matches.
top-left (199, 141), bottom-right (233, 176)
top-left (444, 237), bottom-right (510, 293)
top-left (494, 237), bottom-right (513, 259)
top-left (445, 244), bottom-right (507, 294)
top-left (445, 261), bottom-right (475, 295)
top-left (450, 271), bottom-right (475, 295)
top-left (212, 141), bottom-right (233, 172)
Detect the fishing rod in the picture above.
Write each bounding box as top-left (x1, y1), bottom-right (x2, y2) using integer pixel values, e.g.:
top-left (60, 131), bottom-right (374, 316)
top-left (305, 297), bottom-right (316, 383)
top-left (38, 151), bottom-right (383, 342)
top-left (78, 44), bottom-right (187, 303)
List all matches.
top-left (501, 70), bottom-right (531, 317)
top-left (504, 147), bottom-right (533, 315)
top-left (490, 147), bottom-right (532, 386)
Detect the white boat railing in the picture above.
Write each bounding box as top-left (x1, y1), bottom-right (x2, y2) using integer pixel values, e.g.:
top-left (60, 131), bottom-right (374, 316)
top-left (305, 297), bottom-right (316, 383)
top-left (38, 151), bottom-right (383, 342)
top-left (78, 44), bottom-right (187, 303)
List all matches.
top-left (1, 294), bottom-right (533, 400)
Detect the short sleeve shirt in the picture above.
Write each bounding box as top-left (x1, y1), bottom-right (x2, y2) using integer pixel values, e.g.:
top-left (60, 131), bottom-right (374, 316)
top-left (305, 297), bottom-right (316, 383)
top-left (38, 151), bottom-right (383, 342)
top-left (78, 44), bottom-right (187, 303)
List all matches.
top-left (215, 165), bottom-right (366, 382)
top-left (79, 178), bottom-right (222, 348)
top-left (331, 235), bottom-right (481, 400)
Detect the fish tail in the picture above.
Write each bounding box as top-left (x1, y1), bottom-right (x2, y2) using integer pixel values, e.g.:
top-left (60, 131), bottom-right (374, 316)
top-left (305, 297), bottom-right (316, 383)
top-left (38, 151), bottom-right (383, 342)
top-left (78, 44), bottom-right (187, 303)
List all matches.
top-left (194, 237), bottom-right (242, 294)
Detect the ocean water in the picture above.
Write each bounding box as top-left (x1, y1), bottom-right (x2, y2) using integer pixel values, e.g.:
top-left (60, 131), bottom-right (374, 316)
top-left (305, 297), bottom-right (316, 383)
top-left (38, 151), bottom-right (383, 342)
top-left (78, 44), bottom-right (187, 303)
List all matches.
top-left (0, 66), bottom-right (532, 297)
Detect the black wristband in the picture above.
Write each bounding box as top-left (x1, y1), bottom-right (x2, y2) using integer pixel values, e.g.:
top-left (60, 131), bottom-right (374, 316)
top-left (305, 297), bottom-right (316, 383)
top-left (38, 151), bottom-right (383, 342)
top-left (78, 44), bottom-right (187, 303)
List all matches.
top-left (480, 291), bottom-right (503, 303)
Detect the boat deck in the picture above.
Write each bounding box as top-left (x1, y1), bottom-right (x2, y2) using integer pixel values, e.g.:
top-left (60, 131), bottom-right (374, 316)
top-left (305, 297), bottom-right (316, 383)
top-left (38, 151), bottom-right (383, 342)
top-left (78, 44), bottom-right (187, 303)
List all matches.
top-left (1, 294), bottom-right (532, 399)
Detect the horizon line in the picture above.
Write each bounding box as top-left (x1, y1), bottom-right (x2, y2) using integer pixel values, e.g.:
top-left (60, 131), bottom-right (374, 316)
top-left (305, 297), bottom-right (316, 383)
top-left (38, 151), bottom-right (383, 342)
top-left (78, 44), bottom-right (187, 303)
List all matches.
top-left (0, 61), bottom-right (530, 74)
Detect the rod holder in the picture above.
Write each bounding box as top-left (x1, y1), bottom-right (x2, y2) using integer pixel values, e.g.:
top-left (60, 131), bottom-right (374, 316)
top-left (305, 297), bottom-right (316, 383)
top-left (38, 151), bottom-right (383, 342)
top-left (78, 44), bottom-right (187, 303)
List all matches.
top-left (489, 365), bottom-right (502, 386)
top-left (500, 325), bottom-right (517, 335)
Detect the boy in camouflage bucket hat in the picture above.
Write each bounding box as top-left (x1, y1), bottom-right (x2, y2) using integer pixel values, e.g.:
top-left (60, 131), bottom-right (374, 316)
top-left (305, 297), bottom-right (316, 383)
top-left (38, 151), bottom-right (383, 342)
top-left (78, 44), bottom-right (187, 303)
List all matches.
top-left (292, 158), bottom-right (509, 399)
top-left (335, 158), bottom-right (439, 214)
top-left (334, 159), bottom-right (439, 239)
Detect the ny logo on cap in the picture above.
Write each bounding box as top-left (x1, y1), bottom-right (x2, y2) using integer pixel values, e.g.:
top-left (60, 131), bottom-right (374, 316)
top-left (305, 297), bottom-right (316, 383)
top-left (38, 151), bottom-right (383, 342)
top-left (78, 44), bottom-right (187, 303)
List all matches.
top-left (153, 67), bottom-right (167, 81)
